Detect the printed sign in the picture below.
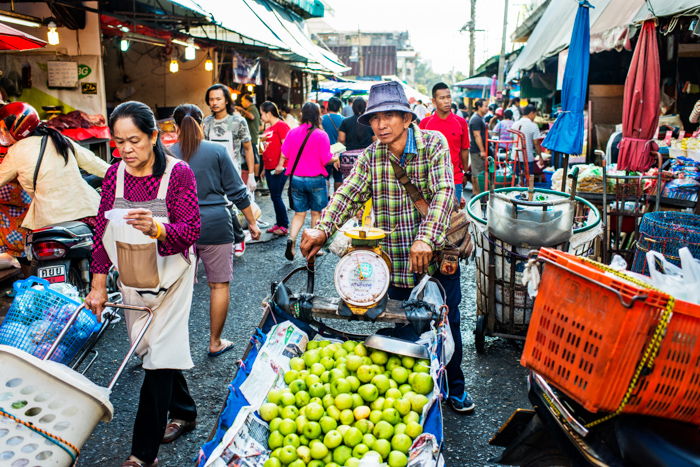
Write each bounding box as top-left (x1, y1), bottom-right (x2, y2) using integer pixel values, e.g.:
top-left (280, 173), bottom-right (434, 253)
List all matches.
top-left (81, 82), bottom-right (97, 95)
top-left (47, 61), bottom-right (78, 88)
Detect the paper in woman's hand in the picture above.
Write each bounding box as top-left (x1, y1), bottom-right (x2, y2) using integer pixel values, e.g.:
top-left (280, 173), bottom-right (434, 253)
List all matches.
top-left (104, 208), bottom-right (132, 225)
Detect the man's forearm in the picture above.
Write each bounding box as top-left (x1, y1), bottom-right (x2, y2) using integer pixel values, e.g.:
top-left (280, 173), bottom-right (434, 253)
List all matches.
top-left (472, 132), bottom-right (485, 153)
top-left (243, 143), bottom-right (255, 172)
top-left (460, 149), bottom-right (470, 171)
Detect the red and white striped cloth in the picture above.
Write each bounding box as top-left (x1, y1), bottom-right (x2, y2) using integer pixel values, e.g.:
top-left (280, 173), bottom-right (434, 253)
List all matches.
top-left (690, 100), bottom-right (700, 124)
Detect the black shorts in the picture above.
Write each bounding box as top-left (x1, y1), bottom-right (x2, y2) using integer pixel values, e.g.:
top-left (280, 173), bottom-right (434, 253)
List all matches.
top-left (241, 144), bottom-right (261, 171)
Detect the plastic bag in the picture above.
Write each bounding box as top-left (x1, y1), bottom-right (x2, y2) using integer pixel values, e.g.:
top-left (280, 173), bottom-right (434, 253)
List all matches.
top-left (328, 218), bottom-right (359, 257)
top-left (646, 247), bottom-right (700, 304)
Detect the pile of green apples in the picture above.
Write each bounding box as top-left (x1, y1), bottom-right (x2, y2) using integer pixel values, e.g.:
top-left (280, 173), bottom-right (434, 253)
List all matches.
top-left (260, 339), bottom-right (435, 467)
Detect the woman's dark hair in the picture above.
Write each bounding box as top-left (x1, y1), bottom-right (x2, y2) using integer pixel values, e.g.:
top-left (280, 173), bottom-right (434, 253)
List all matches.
top-left (109, 101), bottom-right (167, 177)
top-left (300, 102), bottom-right (321, 128)
top-left (260, 101), bottom-right (281, 119)
top-left (205, 84), bottom-right (235, 115)
top-left (172, 104), bottom-right (203, 162)
top-left (504, 109), bottom-right (513, 120)
top-left (352, 97), bottom-right (366, 116)
top-left (32, 124), bottom-right (75, 165)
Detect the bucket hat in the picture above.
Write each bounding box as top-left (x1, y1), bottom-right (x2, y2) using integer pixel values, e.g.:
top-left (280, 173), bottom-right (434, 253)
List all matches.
top-left (358, 81), bottom-right (417, 126)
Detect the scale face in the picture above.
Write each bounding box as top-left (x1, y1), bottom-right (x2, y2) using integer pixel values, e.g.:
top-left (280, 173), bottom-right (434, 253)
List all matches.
top-left (334, 246), bottom-right (391, 309)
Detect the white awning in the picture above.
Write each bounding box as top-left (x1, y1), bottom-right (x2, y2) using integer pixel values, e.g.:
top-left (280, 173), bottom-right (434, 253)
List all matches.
top-left (507, 0), bottom-right (700, 81)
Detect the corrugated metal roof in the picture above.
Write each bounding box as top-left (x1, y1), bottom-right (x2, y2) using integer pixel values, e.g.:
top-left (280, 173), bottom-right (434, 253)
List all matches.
top-left (329, 45), bottom-right (396, 76)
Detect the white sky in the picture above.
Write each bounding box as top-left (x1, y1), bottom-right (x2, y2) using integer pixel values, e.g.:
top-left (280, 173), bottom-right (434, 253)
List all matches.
top-left (324, 0), bottom-right (532, 75)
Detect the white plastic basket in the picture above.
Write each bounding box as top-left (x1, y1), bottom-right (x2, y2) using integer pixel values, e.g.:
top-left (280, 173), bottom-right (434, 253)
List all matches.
top-left (0, 303), bottom-right (152, 466)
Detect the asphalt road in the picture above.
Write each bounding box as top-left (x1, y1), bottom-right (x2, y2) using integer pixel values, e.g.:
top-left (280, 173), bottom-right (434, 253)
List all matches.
top-left (79, 192), bottom-right (529, 467)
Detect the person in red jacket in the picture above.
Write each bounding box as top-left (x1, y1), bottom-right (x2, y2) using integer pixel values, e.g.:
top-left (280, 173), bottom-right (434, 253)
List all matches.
top-left (419, 82), bottom-right (470, 207)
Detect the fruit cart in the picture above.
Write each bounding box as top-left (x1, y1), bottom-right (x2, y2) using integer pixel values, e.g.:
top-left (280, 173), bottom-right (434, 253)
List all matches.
top-left (196, 227), bottom-right (453, 467)
top-left (466, 163), bottom-right (602, 353)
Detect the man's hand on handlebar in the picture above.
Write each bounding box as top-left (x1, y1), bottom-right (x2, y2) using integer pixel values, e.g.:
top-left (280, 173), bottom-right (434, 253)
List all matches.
top-left (409, 240), bottom-right (432, 275)
top-left (300, 229), bottom-right (327, 260)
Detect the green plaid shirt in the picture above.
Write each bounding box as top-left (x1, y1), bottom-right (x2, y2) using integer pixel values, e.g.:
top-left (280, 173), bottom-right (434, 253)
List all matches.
top-left (317, 123), bottom-right (455, 288)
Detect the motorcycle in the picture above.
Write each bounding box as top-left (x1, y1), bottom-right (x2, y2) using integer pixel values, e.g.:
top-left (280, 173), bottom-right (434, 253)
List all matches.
top-left (489, 371), bottom-right (700, 467)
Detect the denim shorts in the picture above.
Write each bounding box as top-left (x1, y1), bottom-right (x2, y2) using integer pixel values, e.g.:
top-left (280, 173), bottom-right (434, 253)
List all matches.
top-left (291, 175), bottom-right (328, 212)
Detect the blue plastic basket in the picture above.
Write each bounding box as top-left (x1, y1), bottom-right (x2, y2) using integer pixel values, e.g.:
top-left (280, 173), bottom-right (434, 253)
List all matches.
top-left (631, 212), bottom-right (700, 274)
top-left (0, 277), bottom-right (99, 364)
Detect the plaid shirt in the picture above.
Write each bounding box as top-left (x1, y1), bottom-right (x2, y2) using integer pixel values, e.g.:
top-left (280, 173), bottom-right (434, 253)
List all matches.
top-left (317, 123), bottom-right (454, 288)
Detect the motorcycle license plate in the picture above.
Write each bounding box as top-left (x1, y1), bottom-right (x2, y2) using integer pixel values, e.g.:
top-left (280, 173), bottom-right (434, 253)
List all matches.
top-left (38, 265), bottom-right (66, 283)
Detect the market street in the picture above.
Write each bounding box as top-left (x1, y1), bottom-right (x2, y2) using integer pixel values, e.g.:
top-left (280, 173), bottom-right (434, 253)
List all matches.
top-left (78, 194), bottom-right (529, 466)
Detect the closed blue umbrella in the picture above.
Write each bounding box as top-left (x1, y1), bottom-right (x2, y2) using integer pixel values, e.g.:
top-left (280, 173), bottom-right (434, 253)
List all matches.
top-left (542, 0), bottom-right (592, 173)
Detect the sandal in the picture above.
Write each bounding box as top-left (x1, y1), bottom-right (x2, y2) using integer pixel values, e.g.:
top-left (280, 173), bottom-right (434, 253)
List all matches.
top-left (162, 418), bottom-right (196, 444)
top-left (208, 339), bottom-right (235, 357)
top-left (121, 457), bottom-right (158, 466)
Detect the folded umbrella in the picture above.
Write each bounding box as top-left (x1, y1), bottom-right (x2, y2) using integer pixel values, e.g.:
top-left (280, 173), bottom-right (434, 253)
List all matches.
top-left (0, 22), bottom-right (46, 50)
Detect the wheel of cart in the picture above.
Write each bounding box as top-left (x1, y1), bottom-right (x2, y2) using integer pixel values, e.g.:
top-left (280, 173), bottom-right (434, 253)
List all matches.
top-left (466, 161), bottom-right (601, 354)
top-left (0, 301), bottom-right (152, 467)
top-left (196, 258), bottom-right (453, 467)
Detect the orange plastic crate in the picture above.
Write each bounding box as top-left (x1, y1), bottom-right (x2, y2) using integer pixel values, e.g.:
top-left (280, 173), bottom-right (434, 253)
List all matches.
top-left (521, 248), bottom-right (700, 425)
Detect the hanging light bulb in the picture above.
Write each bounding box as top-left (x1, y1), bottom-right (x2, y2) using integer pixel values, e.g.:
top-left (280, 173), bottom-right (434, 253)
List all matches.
top-left (204, 51), bottom-right (213, 71)
top-left (47, 21), bottom-right (59, 45)
top-left (184, 38), bottom-right (196, 61)
top-left (247, 84), bottom-right (254, 92)
top-left (120, 38), bottom-right (130, 52)
top-left (169, 58), bottom-right (179, 73)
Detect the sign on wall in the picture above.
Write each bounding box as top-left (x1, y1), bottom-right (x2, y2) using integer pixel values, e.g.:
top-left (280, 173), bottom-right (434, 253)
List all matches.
top-left (47, 61), bottom-right (79, 88)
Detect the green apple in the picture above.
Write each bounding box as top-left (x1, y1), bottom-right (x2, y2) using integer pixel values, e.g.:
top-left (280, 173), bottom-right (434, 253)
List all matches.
top-left (353, 418), bottom-right (372, 434)
top-left (361, 356), bottom-right (373, 366)
top-left (405, 421), bottom-right (422, 438)
top-left (358, 384), bottom-right (379, 403)
top-left (400, 356), bottom-right (415, 369)
top-left (337, 424), bottom-right (351, 436)
top-left (353, 405), bottom-right (370, 420)
top-left (389, 379), bottom-right (398, 389)
top-left (334, 348), bottom-right (349, 360)
top-left (414, 361), bottom-right (430, 373)
top-left (339, 408), bottom-right (355, 425)
top-left (403, 391), bottom-right (416, 400)
top-left (374, 438), bottom-right (391, 459)
top-left (309, 439), bottom-right (328, 459)
top-left (305, 373), bottom-right (321, 388)
top-left (284, 433), bottom-right (300, 448)
top-left (295, 391), bottom-right (310, 408)
top-left (373, 420), bottom-right (394, 440)
top-left (352, 442), bottom-right (369, 458)
top-left (371, 364), bottom-right (385, 376)
top-left (319, 415), bottom-right (337, 433)
top-left (346, 375), bottom-right (361, 391)
top-left (263, 457), bottom-right (281, 467)
top-left (294, 415), bottom-right (308, 434)
top-left (385, 388), bottom-right (402, 400)
top-left (299, 435), bottom-right (310, 446)
top-left (279, 418), bottom-right (296, 436)
top-left (267, 388), bottom-right (284, 405)
top-left (369, 409), bottom-right (383, 424)
top-left (296, 445), bottom-right (311, 463)
top-left (289, 357), bottom-right (305, 371)
top-left (351, 393), bottom-right (364, 409)
top-left (388, 450), bottom-right (408, 467)
top-left (307, 341), bottom-right (319, 350)
top-left (410, 372), bottom-right (434, 395)
top-left (345, 354), bottom-right (363, 372)
top-left (371, 374), bottom-right (391, 394)
top-left (322, 394), bottom-right (335, 409)
top-left (333, 445), bottom-right (352, 465)
top-left (391, 433), bottom-right (412, 453)
top-left (326, 405), bottom-right (341, 421)
top-left (363, 433), bottom-right (376, 448)
top-left (303, 421), bottom-right (322, 440)
top-left (342, 340), bottom-right (357, 352)
top-left (394, 398), bottom-right (411, 416)
top-left (321, 371), bottom-right (331, 384)
top-left (399, 384), bottom-right (412, 395)
top-left (268, 430), bottom-right (284, 449)
top-left (386, 356), bottom-right (402, 371)
top-left (370, 397), bottom-right (386, 411)
top-left (394, 423), bottom-right (407, 436)
top-left (288, 459), bottom-right (305, 467)
top-left (323, 429), bottom-right (343, 449)
top-left (403, 411), bottom-right (420, 425)
top-left (307, 461), bottom-right (324, 467)
top-left (270, 417), bottom-right (282, 432)
top-left (305, 402), bottom-right (324, 421)
top-left (370, 350), bottom-right (389, 365)
top-left (331, 378), bottom-right (351, 396)
top-left (329, 368), bottom-right (347, 382)
top-left (354, 343), bottom-right (368, 356)
top-left (281, 405), bottom-right (299, 420)
top-left (325, 463), bottom-right (339, 467)
top-left (320, 356), bottom-right (335, 371)
top-left (309, 382), bottom-right (326, 398)
top-left (303, 349), bottom-right (322, 367)
top-left (289, 379), bottom-right (307, 394)
top-left (391, 367), bottom-right (410, 384)
top-left (382, 408), bottom-right (401, 425)
top-left (410, 394), bottom-right (429, 412)
top-left (323, 382), bottom-right (332, 394)
top-left (309, 362), bottom-right (324, 376)
top-left (321, 344), bottom-right (338, 359)
top-left (259, 402), bottom-right (279, 421)
top-left (334, 393), bottom-right (353, 410)
top-left (343, 426), bottom-right (363, 447)
top-left (383, 398), bottom-right (396, 410)
top-left (317, 340), bottom-right (330, 347)
top-left (281, 391), bottom-right (296, 407)
top-left (284, 370), bottom-right (299, 385)
top-left (356, 365), bottom-right (377, 383)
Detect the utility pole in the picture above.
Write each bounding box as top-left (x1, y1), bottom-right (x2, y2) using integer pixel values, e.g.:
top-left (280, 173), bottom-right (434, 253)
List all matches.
top-left (469, 0), bottom-right (476, 76)
top-left (357, 26), bottom-right (364, 77)
top-left (497, 0), bottom-right (509, 95)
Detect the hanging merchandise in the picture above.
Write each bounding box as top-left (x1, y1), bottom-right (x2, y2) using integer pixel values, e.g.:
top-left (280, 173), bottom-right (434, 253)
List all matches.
top-left (231, 52), bottom-right (262, 85)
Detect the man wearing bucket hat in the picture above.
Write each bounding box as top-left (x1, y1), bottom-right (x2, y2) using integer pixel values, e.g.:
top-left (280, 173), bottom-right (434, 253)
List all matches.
top-left (301, 81), bottom-right (475, 414)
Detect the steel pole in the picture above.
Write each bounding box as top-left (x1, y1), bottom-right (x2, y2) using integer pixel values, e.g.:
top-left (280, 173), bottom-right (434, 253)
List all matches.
top-left (497, 0), bottom-right (509, 95)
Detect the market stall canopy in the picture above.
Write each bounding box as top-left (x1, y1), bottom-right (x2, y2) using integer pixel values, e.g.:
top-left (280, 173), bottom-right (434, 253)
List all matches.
top-left (0, 22), bottom-right (45, 50)
top-left (170, 0), bottom-right (347, 74)
top-left (454, 76), bottom-right (493, 89)
top-left (506, 0), bottom-right (699, 81)
top-left (316, 79), bottom-right (430, 103)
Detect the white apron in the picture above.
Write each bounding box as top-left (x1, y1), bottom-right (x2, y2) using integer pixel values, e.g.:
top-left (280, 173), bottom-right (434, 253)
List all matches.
top-left (102, 157), bottom-right (195, 370)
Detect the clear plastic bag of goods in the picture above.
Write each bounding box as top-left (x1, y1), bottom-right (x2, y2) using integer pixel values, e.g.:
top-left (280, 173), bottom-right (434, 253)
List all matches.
top-left (646, 247), bottom-right (700, 304)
